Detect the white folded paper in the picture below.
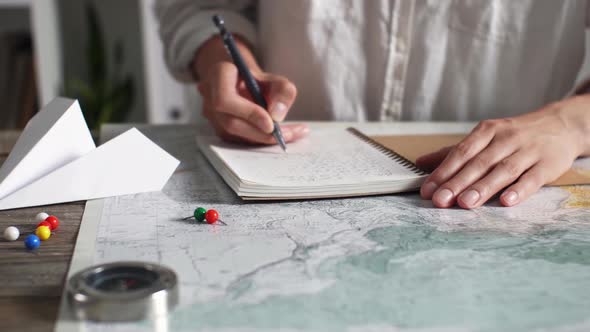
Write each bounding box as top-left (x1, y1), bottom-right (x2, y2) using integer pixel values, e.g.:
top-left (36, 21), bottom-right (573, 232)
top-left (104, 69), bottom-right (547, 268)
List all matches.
top-left (0, 97), bottom-right (180, 210)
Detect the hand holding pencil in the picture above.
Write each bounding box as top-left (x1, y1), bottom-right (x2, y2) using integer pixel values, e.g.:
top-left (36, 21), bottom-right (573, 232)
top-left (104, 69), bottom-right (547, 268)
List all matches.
top-left (191, 16), bottom-right (309, 147)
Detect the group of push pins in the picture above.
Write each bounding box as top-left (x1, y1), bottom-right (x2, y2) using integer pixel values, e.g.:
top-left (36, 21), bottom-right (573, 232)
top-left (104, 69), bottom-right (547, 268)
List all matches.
top-left (3, 212), bottom-right (60, 250)
top-left (3, 208), bottom-right (221, 247)
top-left (183, 207), bottom-right (227, 225)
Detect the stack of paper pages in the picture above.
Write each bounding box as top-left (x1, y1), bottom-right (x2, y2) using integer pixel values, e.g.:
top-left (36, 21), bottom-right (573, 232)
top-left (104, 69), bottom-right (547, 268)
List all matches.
top-left (197, 128), bottom-right (427, 200)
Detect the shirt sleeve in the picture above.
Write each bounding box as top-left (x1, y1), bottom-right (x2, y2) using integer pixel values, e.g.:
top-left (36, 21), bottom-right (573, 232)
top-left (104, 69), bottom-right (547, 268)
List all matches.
top-left (154, 0), bottom-right (258, 82)
top-left (574, 80), bottom-right (590, 95)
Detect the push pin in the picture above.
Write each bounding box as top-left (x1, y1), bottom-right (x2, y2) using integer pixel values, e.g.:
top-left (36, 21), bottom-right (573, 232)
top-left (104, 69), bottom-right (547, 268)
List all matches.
top-left (183, 207), bottom-right (227, 225)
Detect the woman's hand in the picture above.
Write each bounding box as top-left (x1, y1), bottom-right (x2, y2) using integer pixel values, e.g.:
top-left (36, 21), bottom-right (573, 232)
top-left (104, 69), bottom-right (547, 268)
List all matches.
top-left (417, 95), bottom-right (590, 209)
top-left (193, 36), bottom-right (309, 144)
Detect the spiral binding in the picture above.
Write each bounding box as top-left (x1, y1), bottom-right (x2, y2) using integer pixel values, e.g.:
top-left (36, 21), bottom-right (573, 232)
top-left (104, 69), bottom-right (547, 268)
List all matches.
top-left (347, 127), bottom-right (428, 175)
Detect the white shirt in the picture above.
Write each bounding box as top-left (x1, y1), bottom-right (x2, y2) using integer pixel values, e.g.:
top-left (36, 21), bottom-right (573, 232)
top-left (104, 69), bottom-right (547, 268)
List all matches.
top-left (156, 0), bottom-right (588, 122)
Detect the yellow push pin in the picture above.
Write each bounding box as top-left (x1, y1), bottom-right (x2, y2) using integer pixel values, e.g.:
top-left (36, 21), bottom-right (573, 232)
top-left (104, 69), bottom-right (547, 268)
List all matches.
top-left (35, 225), bottom-right (51, 241)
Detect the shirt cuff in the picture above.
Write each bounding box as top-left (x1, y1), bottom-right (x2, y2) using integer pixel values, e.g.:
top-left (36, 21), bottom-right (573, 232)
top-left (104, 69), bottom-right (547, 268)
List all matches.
top-left (163, 9), bottom-right (257, 83)
top-left (574, 78), bottom-right (590, 95)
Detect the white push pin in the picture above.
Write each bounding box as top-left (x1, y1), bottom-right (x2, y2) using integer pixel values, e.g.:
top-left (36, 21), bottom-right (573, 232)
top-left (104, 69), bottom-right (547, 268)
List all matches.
top-left (35, 212), bottom-right (49, 222)
top-left (3, 226), bottom-right (20, 241)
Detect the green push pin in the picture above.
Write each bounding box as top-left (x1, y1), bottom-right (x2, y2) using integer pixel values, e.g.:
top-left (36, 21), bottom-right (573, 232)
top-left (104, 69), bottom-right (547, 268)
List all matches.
top-left (194, 207), bottom-right (207, 222)
top-left (183, 207), bottom-right (207, 222)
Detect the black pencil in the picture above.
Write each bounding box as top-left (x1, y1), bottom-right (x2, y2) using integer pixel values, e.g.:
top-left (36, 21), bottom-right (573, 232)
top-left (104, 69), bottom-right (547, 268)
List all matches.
top-left (212, 14), bottom-right (287, 152)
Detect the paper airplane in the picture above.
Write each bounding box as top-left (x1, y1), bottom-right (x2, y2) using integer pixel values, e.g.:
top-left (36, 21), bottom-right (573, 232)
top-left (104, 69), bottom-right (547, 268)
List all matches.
top-left (0, 97), bottom-right (180, 210)
top-left (0, 98), bottom-right (96, 200)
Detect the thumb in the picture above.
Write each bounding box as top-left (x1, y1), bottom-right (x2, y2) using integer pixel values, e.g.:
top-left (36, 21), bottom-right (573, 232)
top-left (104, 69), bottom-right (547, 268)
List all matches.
top-left (264, 76), bottom-right (297, 122)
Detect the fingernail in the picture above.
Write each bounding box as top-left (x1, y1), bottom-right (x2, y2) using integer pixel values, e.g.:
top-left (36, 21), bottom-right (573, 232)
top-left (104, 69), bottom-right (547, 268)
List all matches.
top-left (293, 125), bottom-right (310, 134)
top-left (433, 188), bottom-right (454, 206)
top-left (501, 191), bottom-right (519, 205)
top-left (459, 189), bottom-right (480, 207)
top-left (421, 181), bottom-right (438, 198)
top-left (271, 102), bottom-right (288, 122)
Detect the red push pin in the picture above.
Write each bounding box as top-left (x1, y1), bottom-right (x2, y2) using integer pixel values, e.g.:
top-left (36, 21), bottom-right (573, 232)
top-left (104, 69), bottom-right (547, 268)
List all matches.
top-left (204, 209), bottom-right (218, 224)
top-left (183, 208), bottom-right (227, 225)
top-left (205, 209), bottom-right (227, 225)
top-left (45, 216), bottom-right (59, 231)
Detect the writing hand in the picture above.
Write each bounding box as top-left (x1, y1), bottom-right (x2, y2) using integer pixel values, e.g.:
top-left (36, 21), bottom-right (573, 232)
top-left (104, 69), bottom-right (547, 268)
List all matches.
top-left (194, 37), bottom-right (309, 144)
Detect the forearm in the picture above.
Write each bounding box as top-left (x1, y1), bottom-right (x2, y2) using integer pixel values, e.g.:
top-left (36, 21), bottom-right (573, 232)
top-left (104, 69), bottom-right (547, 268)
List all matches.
top-left (155, 0), bottom-right (258, 82)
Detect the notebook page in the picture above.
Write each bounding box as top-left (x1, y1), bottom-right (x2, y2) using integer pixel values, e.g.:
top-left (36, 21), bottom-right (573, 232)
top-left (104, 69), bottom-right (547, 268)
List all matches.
top-left (201, 128), bottom-right (419, 187)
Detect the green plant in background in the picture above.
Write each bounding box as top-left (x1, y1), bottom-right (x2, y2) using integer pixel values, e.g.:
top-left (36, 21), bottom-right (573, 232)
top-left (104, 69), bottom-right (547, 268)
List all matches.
top-left (64, 3), bottom-right (134, 130)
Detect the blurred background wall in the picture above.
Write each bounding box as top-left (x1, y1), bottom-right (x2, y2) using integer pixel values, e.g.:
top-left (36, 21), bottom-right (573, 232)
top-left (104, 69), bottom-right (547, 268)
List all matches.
top-left (59, 0), bottom-right (147, 124)
top-left (0, 0), bottom-right (589, 130)
top-left (0, 0), bottom-right (201, 131)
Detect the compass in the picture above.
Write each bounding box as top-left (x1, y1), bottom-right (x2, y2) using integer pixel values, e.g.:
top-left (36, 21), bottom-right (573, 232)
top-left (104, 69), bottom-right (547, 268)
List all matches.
top-left (67, 261), bottom-right (178, 321)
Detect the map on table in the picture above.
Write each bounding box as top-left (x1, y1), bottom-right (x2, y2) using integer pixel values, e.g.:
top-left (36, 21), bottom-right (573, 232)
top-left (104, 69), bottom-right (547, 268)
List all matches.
top-left (57, 123), bottom-right (590, 332)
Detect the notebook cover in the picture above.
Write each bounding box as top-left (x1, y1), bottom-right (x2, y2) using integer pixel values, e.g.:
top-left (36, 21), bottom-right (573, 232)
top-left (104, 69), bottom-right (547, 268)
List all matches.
top-left (371, 134), bottom-right (590, 187)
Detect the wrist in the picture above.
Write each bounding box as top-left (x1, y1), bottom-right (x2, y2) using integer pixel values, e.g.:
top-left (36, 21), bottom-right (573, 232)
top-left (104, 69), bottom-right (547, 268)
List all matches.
top-left (558, 95), bottom-right (590, 157)
top-left (578, 95), bottom-right (590, 156)
top-left (191, 35), bottom-right (260, 81)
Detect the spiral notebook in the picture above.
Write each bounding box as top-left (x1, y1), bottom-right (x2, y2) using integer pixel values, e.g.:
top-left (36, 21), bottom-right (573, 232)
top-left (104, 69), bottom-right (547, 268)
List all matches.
top-left (371, 134), bottom-right (590, 187)
top-left (196, 127), bottom-right (428, 200)
top-left (197, 127), bottom-right (590, 200)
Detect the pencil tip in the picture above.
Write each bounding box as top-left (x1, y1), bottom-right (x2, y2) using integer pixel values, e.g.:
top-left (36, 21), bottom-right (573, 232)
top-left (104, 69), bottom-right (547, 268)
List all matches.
top-left (272, 123), bottom-right (287, 152)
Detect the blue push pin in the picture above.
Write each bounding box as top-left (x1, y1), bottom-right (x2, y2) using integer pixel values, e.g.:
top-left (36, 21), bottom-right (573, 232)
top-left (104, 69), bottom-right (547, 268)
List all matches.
top-left (24, 234), bottom-right (40, 250)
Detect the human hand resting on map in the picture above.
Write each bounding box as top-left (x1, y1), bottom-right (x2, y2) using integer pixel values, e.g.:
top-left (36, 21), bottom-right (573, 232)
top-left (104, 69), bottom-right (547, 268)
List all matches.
top-left (417, 95), bottom-right (590, 209)
top-left (192, 36), bottom-right (309, 145)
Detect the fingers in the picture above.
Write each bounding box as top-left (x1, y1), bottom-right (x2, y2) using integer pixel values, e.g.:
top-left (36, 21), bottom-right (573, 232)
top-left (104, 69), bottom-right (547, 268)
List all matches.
top-left (211, 114), bottom-right (309, 145)
top-left (212, 64), bottom-right (274, 133)
top-left (263, 74), bottom-right (297, 122)
top-left (281, 123), bottom-right (310, 142)
top-left (213, 114), bottom-right (276, 144)
top-left (455, 150), bottom-right (538, 209)
top-left (238, 72), bottom-right (298, 122)
top-left (199, 62), bottom-right (299, 145)
top-left (419, 104), bottom-right (585, 209)
top-left (416, 146), bottom-right (453, 173)
top-left (430, 139), bottom-right (518, 208)
top-left (421, 120), bottom-right (497, 199)
top-left (500, 162), bottom-right (552, 206)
